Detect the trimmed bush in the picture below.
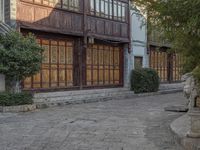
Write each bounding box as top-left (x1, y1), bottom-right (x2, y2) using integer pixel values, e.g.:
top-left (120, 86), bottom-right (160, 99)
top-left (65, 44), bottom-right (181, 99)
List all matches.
top-left (131, 68), bottom-right (160, 93)
top-left (0, 92), bottom-right (33, 106)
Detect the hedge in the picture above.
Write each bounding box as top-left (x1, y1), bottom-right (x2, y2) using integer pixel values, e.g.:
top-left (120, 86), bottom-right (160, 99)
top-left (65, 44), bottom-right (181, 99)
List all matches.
top-left (0, 92), bottom-right (33, 106)
top-left (131, 68), bottom-right (160, 93)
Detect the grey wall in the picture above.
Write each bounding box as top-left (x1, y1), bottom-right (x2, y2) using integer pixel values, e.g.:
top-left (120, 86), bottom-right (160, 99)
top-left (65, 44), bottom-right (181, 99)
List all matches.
top-left (130, 8), bottom-right (149, 69)
top-left (0, 0), bottom-right (4, 22)
top-left (124, 48), bottom-right (133, 88)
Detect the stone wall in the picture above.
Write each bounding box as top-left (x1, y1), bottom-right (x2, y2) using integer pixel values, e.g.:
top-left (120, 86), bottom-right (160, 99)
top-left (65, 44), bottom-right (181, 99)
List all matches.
top-left (124, 48), bottom-right (133, 88)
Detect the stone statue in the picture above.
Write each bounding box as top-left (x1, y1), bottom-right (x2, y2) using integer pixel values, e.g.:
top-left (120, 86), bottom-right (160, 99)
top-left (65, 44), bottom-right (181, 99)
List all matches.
top-left (182, 73), bottom-right (200, 138)
top-left (182, 73), bottom-right (199, 111)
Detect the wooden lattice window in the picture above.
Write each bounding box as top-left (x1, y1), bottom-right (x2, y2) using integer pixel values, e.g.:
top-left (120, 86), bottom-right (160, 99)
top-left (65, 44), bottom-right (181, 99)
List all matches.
top-left (90, 0), bottom-right (127, 22)
top-left (21, 0), bottom-right (79, 12)
top-left (86, 44), bottom-right (122, 86)
top-left (23, 38), bottom-right (74, 89)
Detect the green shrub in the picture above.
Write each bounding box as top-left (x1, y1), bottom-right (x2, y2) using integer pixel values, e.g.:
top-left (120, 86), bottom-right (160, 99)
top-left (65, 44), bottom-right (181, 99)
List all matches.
top-left (0, 92), bottom-right (33, 106)
top-left (131, 68), bottom-right (160, 93)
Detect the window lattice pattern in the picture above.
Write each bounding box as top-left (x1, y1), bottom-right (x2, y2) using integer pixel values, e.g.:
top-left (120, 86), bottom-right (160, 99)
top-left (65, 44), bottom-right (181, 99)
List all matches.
top-left (90, 0), bottom-right (127, 22)
top-left (21, 0), bottom-right (79, 12)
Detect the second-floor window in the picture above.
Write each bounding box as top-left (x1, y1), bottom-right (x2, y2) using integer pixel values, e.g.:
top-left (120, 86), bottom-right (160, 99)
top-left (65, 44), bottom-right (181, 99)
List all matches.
top-left (90, 0), bottom-right (127, 22)
top-left (63, 0), bottom-right (79, 11)
top-left (21, 0), bottom-right (79, 12)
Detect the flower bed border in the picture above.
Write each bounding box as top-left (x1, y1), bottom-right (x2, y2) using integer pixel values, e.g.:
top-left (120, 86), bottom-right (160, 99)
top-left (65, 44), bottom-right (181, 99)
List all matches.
top-left (0, 104), bottom-right (36, 113)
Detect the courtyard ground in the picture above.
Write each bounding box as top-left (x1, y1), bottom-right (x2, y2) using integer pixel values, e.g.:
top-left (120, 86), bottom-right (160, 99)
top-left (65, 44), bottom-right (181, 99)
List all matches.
top-left (0, 92), bottom-right (187, 150)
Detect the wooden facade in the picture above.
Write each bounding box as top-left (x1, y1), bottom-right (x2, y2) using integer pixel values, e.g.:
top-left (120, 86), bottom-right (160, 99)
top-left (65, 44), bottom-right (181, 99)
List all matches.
top-left (149, 46), bottom-right (182, 83)
top-left (16, 0), bottom-right (130, 91)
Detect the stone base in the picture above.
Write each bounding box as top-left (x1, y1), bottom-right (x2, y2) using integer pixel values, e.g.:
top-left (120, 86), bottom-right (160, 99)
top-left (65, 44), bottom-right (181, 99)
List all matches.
top-left (170, 114), bottom-right (200, 150)
top-left (187, 131), bottom-right (200, 138)
top-left (34, 87), bottom-right (183, 108)
top-left (0, 104), bottom-right (36, 113)
top-left (187, 110), bottom-right (200, 138)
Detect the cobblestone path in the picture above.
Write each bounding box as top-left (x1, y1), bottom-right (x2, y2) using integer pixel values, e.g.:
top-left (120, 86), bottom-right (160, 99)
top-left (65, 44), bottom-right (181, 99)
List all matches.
top-left (0, 93), bottom-right (186, 150)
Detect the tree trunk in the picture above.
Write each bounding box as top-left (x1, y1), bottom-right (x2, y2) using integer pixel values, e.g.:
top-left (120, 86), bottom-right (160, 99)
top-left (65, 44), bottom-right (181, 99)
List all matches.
top-left (10, 80), bottom-right (21, 93)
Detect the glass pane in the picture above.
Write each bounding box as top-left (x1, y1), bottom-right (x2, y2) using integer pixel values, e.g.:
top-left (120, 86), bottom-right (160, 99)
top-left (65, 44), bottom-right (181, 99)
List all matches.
top-left (63, 0), bottom-right (68, 9)
top-left (69, 0), bottom-right (73, 10)
top-left (90, 0), bottom-right (95, 12)
top-left (105, 0), bottom-right (109, 17)
top-left (118, 2), bottom-right (122, 20)
top-left (74, 0), bottom-right (79, 10)
top-left (96, 0), bottom-right (100, 16)
top-left (122, 4), bottom-right (126, 21)
top-left (101, 0), bottom-right (105, 17)
top-left (109, 0), bottom-right (113, 19)
top-left (114, 1), bottom-right (117, 19)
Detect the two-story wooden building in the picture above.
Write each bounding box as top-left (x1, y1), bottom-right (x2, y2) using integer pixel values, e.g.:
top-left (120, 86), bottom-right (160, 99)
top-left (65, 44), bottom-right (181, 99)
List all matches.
top-left (3, 0), bottom-right (130, 91)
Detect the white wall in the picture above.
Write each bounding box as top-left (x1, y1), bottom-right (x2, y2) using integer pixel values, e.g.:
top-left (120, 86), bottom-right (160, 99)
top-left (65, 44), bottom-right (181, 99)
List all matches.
top-left (130, 8), bottom-right (149, 69)
top-left (0, 0), bottom-right (4, 22)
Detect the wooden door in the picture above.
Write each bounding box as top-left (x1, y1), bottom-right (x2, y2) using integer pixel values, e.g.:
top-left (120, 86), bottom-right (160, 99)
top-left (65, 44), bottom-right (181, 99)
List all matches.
top-left (23, 37), bottom-right (74, 90)
top-left (150, 47), bottom-right (182, 83)
top-left (86, 44), bottom-right (122, 86)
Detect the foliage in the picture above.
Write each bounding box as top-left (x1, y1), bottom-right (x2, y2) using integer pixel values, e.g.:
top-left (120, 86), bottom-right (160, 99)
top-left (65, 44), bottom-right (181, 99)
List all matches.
top-left (0, 31), bottom-right (43, 88)
top-left (132, 0), bottom-right (200, 84)
top-left (130, 68), bottom-right (160, 93)
top-left (0, 92), bottom-right (33, 106)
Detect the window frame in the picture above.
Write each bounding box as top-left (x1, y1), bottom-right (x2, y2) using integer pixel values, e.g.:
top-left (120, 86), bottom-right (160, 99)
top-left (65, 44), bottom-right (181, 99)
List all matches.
top-left (89, 0), bottom-right (128, 22)
top-left (20, 0), bottom-right (80, 12)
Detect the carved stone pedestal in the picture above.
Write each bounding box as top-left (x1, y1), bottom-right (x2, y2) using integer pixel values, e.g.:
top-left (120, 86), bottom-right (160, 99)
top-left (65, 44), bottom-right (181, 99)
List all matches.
top-left (187, 110), bottom-right (200, 138)
top-left (182, 73), bottom-right (200, 138)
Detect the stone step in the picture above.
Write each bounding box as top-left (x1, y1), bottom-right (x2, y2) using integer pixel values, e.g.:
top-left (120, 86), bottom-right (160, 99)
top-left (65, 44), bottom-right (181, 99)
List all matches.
top-left (34, 88), bottom-right (136, 108)
top-left (34, 86), bottom-right (183, 109)
top-left (159, 83), bottom-right (183, 91)
top-left (34, 88), bottom-right (130, 98)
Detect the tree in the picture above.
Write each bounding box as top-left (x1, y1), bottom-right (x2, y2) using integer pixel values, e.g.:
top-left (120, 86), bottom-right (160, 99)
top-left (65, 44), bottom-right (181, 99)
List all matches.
top-left (0, 31), bottom-right (43, 93)
top-left (132, 0), bottom-right (200, 83)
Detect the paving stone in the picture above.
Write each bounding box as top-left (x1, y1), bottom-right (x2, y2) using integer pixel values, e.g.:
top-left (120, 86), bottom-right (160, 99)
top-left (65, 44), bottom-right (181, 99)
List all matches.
top-left (0, 93), bottom-right (186, 150)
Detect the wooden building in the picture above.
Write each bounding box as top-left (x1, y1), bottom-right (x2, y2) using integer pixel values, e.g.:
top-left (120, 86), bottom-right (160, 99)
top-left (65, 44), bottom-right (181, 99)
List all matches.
top-left (148, 29), bottom-right (182, 83)
top-left (5, 0), bottom-right (131, 91)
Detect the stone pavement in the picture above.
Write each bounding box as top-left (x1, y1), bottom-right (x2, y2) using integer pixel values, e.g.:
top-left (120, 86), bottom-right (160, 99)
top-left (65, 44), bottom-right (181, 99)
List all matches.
top-left (0, 93), bottom-right (187, 150)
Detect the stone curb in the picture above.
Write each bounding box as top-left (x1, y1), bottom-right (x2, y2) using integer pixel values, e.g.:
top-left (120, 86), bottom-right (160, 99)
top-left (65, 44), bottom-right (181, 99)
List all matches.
top-left (36, 88), bottom-right (183, 109)
top-left (170, 114), bottom-right (200, 150)
top-left (0, 104), bottom-right (36, 113)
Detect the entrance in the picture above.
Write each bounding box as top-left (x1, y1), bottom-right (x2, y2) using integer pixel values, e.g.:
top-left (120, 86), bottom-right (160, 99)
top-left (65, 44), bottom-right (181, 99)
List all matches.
top-left (86, 44), bottom-right (122, 86)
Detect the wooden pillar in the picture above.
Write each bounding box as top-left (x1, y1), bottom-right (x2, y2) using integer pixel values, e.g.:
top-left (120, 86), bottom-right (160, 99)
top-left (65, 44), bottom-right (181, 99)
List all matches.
top-left (81, 0), bottom-right (88, 89)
